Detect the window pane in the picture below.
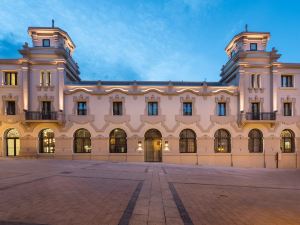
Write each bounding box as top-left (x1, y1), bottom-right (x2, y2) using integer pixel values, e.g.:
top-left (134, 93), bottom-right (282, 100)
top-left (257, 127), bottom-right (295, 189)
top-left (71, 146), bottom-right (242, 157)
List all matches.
top-left (183, 103), bottom-right (192, 115)
top-left (113, 102), bottom-right (122, 115)
top-left (218, 103), bottom-right (226, 116)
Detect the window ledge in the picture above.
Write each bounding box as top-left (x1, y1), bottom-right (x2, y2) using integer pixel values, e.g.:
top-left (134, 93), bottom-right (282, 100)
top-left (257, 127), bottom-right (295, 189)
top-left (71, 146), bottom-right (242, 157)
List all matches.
top-left (277, 115), bottom-right (300, 124)
top-left (210, 115), bottom-right (236, 124)
top-left (0, 114), bottom-right (22, 124)
top-left (0, 85), bottom-right (19, 88)
top-left (175, 115), bottom-right (200, 124)
top-left (140, 115), bottom-right (166, 124)
top-left (279, 87), bottom-right (296, 90)
top-left (68, 114), bottom-right (95, 124)
top-left (104, 115), bottom-right (130, 124)
top-left (36, 85), bottom-right (55, 91)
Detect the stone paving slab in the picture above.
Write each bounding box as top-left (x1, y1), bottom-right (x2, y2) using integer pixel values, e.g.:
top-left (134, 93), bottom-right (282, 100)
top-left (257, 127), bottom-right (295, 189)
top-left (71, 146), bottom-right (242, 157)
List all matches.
top-left (173, 182), bottom-right (300, 225)
top-left (0, 159), bottom-right (300, 225)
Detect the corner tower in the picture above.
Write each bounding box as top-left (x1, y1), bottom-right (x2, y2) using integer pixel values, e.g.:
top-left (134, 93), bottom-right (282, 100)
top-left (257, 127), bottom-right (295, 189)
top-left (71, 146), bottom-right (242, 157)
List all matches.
top-left (221, 29), bottom-right (281, 126)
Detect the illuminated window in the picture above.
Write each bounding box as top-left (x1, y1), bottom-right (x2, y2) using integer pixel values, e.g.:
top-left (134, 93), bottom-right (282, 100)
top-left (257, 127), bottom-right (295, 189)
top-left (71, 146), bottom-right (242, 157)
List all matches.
top-left (280, 129), bottom-right (295, 153)
top-left (183, 102), bottom-right (192, 116)
top-left (248, 129), bottom-right (263, 153)
top-left (74, 129), bottom-right (91, 153)
top-left (251, 74), bottom-right (261, 88)
top-left (214, 129), bottom-right (231, 153)
top-left (39, 129), bottom-right (55, 153)
top-left (42, 39), bottom-right (50, 47)
top-left (40, 71), bottom-right (51, 86)
top-left (109, 129), bottom-right (127, 153)
top-left (179, 129), bottom-right (196, 153)
top-left (5, 128), bottom-right (20, 157)
top-left (4, 72), bottom-right (17, 86)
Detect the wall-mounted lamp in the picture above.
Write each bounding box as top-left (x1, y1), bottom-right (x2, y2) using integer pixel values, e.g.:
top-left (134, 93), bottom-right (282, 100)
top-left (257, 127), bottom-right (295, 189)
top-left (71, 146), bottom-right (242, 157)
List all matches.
top-left (163, 140), bottom-right (170, 152)
top-left (136, 140), bottom-right (143, 152)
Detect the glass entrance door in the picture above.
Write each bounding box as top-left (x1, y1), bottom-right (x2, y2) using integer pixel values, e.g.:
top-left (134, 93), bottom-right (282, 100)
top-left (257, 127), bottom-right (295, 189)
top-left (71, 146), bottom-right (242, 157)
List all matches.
top-left (145, 129), bottom-right (162, 162)
top-left (251, 103), bottom-right (260, 120)
top-left (6, 129), bottom-right (20, 157)
top-left (42, 101), bottom-right (51, 119)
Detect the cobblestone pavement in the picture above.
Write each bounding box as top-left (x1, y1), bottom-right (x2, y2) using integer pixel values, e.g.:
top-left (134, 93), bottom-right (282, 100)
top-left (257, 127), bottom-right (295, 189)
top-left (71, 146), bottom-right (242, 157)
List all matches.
top-left (0, 159), bottom-right (300, 225)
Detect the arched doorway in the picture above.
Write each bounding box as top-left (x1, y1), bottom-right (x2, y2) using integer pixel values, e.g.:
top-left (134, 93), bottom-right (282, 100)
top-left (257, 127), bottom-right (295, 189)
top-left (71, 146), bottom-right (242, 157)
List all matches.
top-left (145, 129), bottom-right (162, 162)
top-left (5, 128), bottom-right (20, 157)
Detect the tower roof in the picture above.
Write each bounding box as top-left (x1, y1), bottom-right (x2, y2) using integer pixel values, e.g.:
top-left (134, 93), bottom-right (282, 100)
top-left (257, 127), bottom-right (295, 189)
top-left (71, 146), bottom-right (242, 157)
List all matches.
top-left (28, 26), bottom-right (76, 50)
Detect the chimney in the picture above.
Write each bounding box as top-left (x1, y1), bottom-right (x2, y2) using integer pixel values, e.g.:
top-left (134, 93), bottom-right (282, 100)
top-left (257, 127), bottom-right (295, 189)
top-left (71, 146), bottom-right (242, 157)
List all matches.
top-left (52, 19), bottom-right (54, 28)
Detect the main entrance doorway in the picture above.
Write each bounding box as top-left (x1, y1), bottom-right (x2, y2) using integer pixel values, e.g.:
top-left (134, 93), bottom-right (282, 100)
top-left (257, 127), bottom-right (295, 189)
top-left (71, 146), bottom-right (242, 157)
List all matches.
top-left (145, 129), bottom-right (162, 162)
top-left (5, 129), bottom-right (20, 157)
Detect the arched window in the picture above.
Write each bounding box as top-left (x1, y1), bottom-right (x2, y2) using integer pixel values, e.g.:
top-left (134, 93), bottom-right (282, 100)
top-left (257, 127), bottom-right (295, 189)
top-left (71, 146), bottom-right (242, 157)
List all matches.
top-left (74, 129), bottom-right (91, 153)
top-left (214, 129), bottom-right (231, 153)
top-left (109, 129), bottom-right (127, 153)
top-left (39, 129), bottom-right (55, 153)
top-left (5, 128), bottom-right (20, 156)
top-left (248, 129), bottom-right (263, 153)
top-left (179, 129), bottom-right (196, 153)
top-left (280, 129), bottom-right (295, 153)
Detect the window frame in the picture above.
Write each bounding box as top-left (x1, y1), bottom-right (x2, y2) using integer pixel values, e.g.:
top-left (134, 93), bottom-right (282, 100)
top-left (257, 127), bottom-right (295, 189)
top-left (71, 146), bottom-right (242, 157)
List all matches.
top-left (42, 39), bottom-right (50, 47)
top-left (182, 102), bottom-right (193, 116)
top-left (179, 129), bottom-right (197, 153)
top-left (39, 129), bottom-right (55, 153)
top-left (280, 129), bottom-right (295, 153)
top-left (113, 101), bottom-right (123, 116)
top-left (250, 43), bottom-right (258, 51)
top-left (4, 72), bottom-right (18, 86)
top-left (217, 102), bottom-right (226, 116)
top-left (109, 129), bottom-right (127, 153)
top-left (214, 129), bottom-right (231, 153)
top-left (281, 75), bottom-right (294, 88)
top-left (77, 102), bottom-right (87, 115)
top-left (283, 102), bottom-right (292, 116)
top-left (248, 129), bottom-right (263, 153)
top-left (148, 102), bottom-right (158, 116)
top-left (73, 129), bottom-right (92, 153)
top-left (6, 101), bottom-right (16, 115)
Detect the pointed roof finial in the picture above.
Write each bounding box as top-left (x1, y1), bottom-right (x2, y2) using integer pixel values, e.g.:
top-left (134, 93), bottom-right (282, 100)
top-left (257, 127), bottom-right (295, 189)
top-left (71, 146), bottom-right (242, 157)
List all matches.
top-left (245, 24), bottom-right (248, 32)
top-left (52, 19), bottom-right (55, 28)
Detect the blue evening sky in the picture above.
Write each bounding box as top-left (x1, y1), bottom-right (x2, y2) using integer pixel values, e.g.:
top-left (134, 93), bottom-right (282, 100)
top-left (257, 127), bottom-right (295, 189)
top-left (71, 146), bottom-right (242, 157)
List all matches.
top-left (0, 0), bottom-right (299, 81)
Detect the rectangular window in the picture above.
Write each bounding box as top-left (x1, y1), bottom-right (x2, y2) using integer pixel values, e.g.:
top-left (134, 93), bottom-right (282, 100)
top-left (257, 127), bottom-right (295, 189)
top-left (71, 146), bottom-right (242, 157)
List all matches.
top-left (251, 74), bottom-right (261, 88)
top-left (42, 101), bottom-right (51, 119)
top-left (40, 71), bottom-right (51, 86)
top-left (283, 103), bottom-right (292, 116)
top-left (77, 102), bottom-right (87, 115)
top-left (183, 102), bottom-right (192, 116)
top-left (148, 102), bottom-right (158, 116)
top-left (113, 102), bottom-right (123, 115)
top-left (4, 72), bottom-right (17, 86)
top-left (281, 75), bottom-right (294, 87)
top-left (42, 39), bottom-right (50, 47)
top-left (218, 103), bottom-right (226, 116)
top-left (6, 101), bottom-right (16, 115)
top-left (250, 43), bottom-right (257, 51)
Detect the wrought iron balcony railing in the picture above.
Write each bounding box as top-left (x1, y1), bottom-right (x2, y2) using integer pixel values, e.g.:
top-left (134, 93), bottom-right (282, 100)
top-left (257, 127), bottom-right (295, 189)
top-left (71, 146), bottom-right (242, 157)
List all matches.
top-left (25, 111), bottom-right (58, 120)
top-left (245, 112), bottom-right (276, 120)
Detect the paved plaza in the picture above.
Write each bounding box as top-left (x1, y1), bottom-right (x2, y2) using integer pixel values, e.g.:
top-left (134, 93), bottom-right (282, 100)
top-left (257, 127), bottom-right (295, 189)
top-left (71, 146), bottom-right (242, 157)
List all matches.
top-left (0, 159), bottom-right (300, 225)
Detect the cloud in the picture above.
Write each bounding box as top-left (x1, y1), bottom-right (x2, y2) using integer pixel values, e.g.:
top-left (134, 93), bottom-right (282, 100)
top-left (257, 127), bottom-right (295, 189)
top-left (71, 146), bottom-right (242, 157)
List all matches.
top-left (0, 33), bottom-right (22, 58)
top-left (0, 0), bottom-right (223, 81)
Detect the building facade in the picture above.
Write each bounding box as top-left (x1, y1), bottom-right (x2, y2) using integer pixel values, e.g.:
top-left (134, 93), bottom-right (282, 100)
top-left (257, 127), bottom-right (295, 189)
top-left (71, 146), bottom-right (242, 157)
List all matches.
top-left (0, 26), bottom-right (299, 168)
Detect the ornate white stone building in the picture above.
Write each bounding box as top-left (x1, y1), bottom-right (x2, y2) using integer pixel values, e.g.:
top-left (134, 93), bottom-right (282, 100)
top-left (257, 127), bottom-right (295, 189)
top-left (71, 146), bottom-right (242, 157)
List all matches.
top-left (0, 25), bottom-right (299, 168)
